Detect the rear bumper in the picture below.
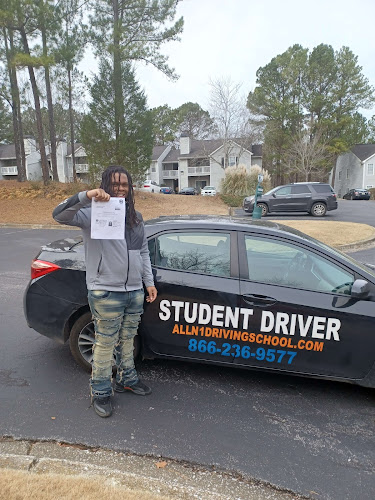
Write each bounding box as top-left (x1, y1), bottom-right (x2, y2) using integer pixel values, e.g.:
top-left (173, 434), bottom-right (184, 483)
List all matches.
top-left (23, 280), bottom-right (87, 344)
top-left (327, 200), bottom-right (338, 211)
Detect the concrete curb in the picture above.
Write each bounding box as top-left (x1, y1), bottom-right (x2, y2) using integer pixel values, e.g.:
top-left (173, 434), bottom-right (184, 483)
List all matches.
top-left (0, 222), bottom-right (79, 230)
top-left (0, 438), bottom-right (304, 500)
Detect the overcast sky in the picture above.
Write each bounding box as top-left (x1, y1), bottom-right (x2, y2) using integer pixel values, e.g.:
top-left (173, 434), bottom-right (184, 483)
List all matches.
top-left (133, 0), bottom-right (375, 117)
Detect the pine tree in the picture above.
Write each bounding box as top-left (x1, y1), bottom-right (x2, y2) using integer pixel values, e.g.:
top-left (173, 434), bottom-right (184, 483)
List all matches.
top-left (80, 60), bottom-right (153, 183)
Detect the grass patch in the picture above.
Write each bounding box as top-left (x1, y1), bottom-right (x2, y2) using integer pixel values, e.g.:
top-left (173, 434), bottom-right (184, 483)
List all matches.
top-left (0, 469), bottom-right (168, 500)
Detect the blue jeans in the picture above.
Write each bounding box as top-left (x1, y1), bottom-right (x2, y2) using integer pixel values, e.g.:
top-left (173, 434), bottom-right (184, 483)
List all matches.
top-left (88, 289), bottom-right (144, 398)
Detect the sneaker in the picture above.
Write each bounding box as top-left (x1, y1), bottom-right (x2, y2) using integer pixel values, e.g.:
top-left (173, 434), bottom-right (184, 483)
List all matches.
top-left (114, 380), bottom-right (152, 396)
top-left (93, 396), bottom-right (112, 417)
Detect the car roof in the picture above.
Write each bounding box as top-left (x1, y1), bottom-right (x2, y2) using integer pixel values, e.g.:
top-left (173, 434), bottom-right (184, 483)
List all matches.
top-left (286, 182), bottom-right (330, 186)
top-left (145, 215), bottom-right (316, 243)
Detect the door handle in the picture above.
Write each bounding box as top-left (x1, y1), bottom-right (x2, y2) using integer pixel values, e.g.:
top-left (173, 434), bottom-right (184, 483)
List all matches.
top-left (242, 294), bottom-right (277, 307)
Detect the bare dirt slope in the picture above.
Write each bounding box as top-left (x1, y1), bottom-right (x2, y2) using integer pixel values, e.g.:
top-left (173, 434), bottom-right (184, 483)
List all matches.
top-left (0, 181), bottom-right (228, 225)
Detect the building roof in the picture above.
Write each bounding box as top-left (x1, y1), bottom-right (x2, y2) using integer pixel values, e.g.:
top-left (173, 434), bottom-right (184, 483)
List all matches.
top-left (151, 145), bottom-right (169, 161)
top-left (163, 147), bottom-right (180, 162)
top-left (0, 143), bottom-right (16, 159)
top-left (67, 143), bottom-right (83, 156)
top-left (163, 139), bottom-right (262, 161)
top-left (351, 144), bottom-right (375, 162)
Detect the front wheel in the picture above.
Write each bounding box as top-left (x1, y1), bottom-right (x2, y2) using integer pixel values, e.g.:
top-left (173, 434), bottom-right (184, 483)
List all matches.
top-left (69, 312), bottom-right (140, 373)
top-left (310, 202), bottom-right (327, 217)
top-left (257, 203), bottom-right (268, 216)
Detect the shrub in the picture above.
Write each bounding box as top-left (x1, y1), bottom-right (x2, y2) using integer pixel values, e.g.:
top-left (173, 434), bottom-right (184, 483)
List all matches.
top-left (369, 188), bottom-right (375, 200)
top-left (220, 165), bottom-right (272, 206)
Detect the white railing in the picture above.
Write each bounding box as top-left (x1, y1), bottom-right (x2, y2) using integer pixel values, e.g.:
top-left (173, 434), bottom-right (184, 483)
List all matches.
top-left (75, 164), bottom-right (89, 173)
top-left (188, 166), bottom-right (210, 175)
top-left (162, 170), bottom-right (178, 178)
top-left (1, 166), bottom-right (18, 175)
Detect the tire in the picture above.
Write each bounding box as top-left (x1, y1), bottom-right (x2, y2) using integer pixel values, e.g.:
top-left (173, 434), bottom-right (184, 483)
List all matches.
top-left (310, 202), bottom-right (327, 217)
top-left (69, 311), bottom-right (141, 373)
top-left (257, 203), bottom-right (268, 216)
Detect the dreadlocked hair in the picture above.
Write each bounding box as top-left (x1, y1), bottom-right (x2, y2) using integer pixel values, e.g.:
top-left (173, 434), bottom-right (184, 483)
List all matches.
top-left (100, 165), bottom-right (139, 227)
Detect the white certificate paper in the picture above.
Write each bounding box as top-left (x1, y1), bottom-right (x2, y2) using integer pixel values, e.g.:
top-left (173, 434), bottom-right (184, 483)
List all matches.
top-left (91, 197), bottom-right (126, 240)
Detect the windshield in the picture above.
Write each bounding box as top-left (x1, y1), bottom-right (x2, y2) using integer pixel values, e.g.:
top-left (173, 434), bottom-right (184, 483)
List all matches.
top-left (263, 187), bottom-right (278, 195)
top-left (311, 239), bottom-right (375, 278)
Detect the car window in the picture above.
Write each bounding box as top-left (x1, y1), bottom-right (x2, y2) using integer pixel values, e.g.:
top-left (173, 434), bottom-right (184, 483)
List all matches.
top-left (311, 184), bottom-right (333, 193)
top-left (275, 186), bottom-right (292, 196)
top-left (153, 232), bottom-right (231, 277)
top-left (244, 236), bottom-right (354, 295)
top-left (291, 185), bottom-right (311, 194)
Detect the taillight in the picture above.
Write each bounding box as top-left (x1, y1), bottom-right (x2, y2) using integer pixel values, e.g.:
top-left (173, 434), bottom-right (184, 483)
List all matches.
top-left (31, 259), bottom-right (61, 280)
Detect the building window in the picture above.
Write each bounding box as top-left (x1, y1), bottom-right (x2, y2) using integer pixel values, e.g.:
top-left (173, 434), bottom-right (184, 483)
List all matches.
top-left (228, 156), bottom-right (238, 167)
top-left (366, 185), bottom-right (373, 189)
top-left (367, 164), bottom-right (374, 175)
top-left (221, 157), bottom-right (225, 167)
top-left (151, 166), bottom-right (156, 172)
top-left (338, 171), bottom-right (342, 180)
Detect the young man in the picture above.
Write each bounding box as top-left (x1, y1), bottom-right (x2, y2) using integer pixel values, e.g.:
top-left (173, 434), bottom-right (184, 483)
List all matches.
top-left (53, 165), bottom-right (157, 418)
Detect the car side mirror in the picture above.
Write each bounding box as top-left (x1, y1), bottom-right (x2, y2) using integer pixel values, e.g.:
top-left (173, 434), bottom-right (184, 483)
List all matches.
top-left (272, 193), bottom-right (276, 198)
top-left (351, 279), bottom-right (370, 299)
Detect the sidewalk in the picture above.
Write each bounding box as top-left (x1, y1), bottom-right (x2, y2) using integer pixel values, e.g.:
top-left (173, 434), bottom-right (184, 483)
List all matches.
top-left (0, 438), bottom-right (304, 500)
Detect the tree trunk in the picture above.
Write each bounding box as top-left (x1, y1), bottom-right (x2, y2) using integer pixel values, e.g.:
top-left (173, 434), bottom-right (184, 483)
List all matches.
top-left (112, 0), bottom-right (125, 157)
top-left (42, 25), bottom-right (58, 181)
top-left (68, 66), bottom-right (77, 182)
top-left (4, 28), bottom-right (26, 181)
top-left (20, 27), bottom-right (50, 184)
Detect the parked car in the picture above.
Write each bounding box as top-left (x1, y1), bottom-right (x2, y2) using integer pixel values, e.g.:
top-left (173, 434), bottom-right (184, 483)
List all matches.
top-left (140, 180), bottom-right (161, 193)
top-left (243, 182), bottom-right (337, 217)
top-left (201, 186), bottom-right (217, 196)
top-left (160, 186), bottom-right (173, 194)
top-left (179, 187), bottom-right (198, 195)
top-left (24, 216), bottom-right (375, 388)
top-left (343, 189), bottom-right (371, 200)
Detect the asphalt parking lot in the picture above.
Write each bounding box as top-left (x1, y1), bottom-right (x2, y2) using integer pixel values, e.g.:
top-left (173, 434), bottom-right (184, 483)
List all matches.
top-left (1, 225), bottom-right (374, 500)
top-left (236, 199), bottom-right (375, 226)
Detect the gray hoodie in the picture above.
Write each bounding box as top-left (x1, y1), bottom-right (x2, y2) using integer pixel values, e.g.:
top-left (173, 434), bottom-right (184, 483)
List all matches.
top-left (52, 191), bottom-right (154, 292)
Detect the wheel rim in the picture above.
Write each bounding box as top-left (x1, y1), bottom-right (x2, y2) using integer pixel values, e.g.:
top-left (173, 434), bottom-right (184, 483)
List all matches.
top-left (77, 321), bottom-right (135, 366)
top-left (78, 321), bottom-right (95, 364)
top-left (313, 203), bottom-right (326, 216)
top-left (259, 204), bottom-right (267, 216)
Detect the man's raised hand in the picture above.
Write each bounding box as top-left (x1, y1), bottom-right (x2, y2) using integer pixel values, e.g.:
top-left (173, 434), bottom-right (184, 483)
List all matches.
top-left (86, 189), bottom-right (111, 202)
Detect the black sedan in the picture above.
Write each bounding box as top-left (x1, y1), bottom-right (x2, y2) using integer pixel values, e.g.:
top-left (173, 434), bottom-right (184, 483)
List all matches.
top-left (343, 189), bottom-right (371, 200)
top-left (179, 187), bottom-right (198, 195)
top-left (24, 216), bottom-right (375, 388)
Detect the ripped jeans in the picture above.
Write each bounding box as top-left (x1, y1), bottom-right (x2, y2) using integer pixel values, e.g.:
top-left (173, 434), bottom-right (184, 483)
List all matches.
top-left (88, 289), bottom-right (144, 399)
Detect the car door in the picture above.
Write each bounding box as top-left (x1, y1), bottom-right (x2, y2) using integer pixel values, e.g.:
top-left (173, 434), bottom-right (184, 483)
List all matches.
top-left (140, 230), bottom-right (240, 364)
top-left (290, 184), bottom-right (312, 211)
top-left (268, 186), bottom-right (293, 211)
top-left (234, 232), bottom-right (375, 381)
